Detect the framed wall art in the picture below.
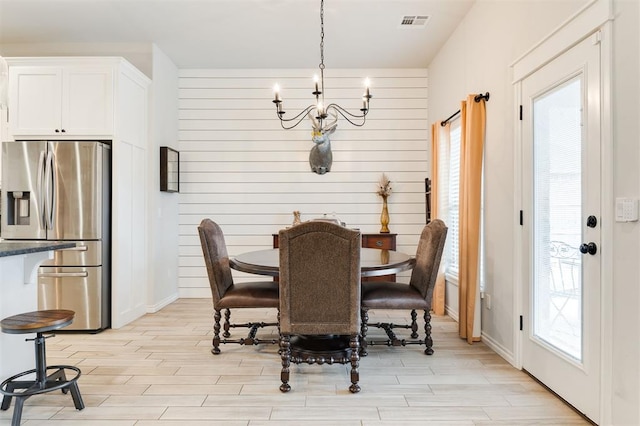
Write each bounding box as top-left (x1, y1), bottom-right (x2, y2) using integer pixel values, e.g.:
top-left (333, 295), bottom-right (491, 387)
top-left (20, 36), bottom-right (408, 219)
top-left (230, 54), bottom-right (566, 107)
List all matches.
top-left (160, 146), bottom-right (179, 192)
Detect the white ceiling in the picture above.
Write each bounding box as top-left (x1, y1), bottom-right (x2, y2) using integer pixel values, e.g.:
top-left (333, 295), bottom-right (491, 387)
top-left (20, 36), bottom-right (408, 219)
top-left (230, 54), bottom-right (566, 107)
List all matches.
top-left (0, 0), bottom-right (475, 69)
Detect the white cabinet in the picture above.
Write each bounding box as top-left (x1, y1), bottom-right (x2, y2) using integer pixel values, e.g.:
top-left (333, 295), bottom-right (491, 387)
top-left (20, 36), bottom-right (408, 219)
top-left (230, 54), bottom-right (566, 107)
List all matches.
top-left (8, 62), bottom-right (114, 138)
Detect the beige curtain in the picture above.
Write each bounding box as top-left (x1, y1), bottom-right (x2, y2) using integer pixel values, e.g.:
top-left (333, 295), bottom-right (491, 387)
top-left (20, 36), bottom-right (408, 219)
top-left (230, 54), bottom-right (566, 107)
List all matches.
top-left (430, 122), bottom-right (449, 315)
top-left (458, 94), bottom-right (486, 343)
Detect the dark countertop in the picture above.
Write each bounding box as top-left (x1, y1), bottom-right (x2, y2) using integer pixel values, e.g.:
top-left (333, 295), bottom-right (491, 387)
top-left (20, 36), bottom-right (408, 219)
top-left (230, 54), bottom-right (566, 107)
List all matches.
top-left (0, 241), bottom-right (76, 258)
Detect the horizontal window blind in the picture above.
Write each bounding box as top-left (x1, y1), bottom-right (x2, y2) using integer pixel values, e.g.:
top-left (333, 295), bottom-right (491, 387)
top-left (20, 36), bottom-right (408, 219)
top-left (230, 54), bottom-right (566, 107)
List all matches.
top-left (446, 122), bottom-right (461, 278)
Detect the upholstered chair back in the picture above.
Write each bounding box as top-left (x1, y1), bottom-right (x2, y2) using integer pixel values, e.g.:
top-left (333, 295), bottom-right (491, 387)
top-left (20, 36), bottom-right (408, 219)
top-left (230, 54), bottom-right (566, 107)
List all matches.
top-left (279, 221), bottom-right (361, 336)
top-left (409, 219), bottom-right (448, 303)
top-left (198, 219), bottom-right (235, 305)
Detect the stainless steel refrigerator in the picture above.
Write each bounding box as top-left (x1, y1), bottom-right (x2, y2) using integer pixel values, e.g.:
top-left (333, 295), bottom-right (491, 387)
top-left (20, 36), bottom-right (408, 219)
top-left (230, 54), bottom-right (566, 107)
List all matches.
top-left (1, 140), bottom-right (111, 332)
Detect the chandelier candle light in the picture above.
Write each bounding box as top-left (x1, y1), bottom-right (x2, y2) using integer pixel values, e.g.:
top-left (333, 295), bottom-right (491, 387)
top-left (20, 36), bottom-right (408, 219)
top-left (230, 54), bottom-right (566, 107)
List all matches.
top-left (272, 0), bottom-right (372, 133)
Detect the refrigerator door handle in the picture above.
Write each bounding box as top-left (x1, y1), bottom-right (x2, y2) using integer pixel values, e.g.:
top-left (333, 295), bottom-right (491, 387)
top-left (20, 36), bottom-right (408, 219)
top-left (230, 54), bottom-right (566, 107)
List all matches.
top-left (60, 246), bottom-right (89, 252)
top-left (44, 150), bottom-right (56, 230)
top-left (39, 271), bottom-right (89, 278)
top-left (37, 150), bottom-right (46, 229)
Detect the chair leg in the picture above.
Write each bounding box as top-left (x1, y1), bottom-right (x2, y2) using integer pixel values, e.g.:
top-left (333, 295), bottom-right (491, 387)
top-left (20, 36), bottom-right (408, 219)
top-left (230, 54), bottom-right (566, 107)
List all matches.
top-left (223, 309), bottom-right (231, 338)
top-left (1, 382), bottom-right (15, 410)
top-left (10, 395), bottom-right (25, 426)
top-left (279, 334), bottom-right (291, 392)
top-left (360, 307), bottom-right (369, 357)
top-left (424, 310), bottom-right (434, 355)
top-left (349, 335), bottom-right (361, 393)
top-left (410, 309), bottom-right (419, 338)
top-left (68, 380), bottom-right (85, 410)
top-left (212, 309), bottom-right (222, 355)
top-left (1, 380), bottom-right (30, 410)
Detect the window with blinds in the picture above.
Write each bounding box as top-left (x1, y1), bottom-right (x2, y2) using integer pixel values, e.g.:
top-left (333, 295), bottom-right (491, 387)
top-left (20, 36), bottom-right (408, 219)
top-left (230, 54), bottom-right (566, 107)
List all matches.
top-left (446, 123), bottom-right (461, 279)
top-left (438, 119), bottom-right (484, 288)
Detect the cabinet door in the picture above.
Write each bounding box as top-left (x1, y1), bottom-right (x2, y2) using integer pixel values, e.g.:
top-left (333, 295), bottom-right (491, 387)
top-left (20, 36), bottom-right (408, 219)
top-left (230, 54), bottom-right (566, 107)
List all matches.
top-left (63, 67), bottom-right (113, 135)
top-left (9, 65), bottom-right (114, 138)
top-left (9, 67), bottom-right (63, 136)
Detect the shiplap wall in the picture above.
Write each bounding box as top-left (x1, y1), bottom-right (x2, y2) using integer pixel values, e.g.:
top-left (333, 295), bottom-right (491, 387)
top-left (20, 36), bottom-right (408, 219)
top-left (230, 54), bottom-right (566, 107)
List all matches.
top-left (178, 68), bottom-right (429, 297)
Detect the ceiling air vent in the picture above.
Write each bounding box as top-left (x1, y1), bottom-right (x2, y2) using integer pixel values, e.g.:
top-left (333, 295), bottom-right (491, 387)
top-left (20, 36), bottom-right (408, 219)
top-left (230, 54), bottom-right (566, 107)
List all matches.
top-left (400, 15), bottom-right (430, 27)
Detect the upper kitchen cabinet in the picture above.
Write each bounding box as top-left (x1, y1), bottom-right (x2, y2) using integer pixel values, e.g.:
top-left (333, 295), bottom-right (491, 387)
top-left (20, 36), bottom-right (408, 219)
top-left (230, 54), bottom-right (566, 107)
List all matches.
top-left (6, 58), bottom-right (122, 139)
top-left (9, 66), bottom-right (113, 137)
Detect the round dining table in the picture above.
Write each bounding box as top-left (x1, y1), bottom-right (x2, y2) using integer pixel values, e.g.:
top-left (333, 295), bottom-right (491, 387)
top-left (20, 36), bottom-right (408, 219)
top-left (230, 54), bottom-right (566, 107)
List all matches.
top-left (229, 247), bottom-right (415, 362)
top-left (230, 247), bottom-right (415, 277)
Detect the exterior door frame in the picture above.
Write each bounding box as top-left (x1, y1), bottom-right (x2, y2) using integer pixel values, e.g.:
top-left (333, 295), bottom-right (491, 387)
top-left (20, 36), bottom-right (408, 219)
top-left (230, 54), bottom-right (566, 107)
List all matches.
top-left (511, 0), bottom-right (613, 423)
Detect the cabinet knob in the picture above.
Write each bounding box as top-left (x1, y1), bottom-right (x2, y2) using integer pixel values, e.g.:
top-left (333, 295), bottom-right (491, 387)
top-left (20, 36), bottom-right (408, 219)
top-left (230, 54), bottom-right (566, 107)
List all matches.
top-left (376, 240), bottom-right (383, 247)
top-left (61, 129), bottom-right (66, 133)
top-left (55, 129), bottom-right (60, 133)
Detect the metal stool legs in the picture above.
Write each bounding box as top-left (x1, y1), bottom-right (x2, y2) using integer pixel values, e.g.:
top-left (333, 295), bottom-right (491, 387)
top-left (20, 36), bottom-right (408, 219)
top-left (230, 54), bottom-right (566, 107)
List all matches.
top-left (1, 332), bottom-right (84, 426)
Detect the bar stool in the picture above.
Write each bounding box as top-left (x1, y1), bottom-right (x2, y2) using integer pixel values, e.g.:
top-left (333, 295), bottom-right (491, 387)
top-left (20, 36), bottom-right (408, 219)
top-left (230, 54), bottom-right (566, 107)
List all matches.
top-left (0, 310), bottom-right (84, 426)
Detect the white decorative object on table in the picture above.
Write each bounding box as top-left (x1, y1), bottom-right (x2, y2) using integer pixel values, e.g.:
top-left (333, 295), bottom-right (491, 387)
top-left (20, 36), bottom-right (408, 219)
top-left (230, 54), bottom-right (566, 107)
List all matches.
top-left (292, 211), bottom-right (302, 226)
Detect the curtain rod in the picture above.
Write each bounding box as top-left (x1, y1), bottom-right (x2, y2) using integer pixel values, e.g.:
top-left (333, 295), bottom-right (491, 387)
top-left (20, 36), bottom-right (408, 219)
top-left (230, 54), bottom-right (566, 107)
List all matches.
top-left (440, 92), bottom-right (490, 127)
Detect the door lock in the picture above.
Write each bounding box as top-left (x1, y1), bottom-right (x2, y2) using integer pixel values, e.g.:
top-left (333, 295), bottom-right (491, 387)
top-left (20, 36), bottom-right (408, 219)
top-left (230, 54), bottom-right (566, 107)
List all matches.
top-left (579, 242), bottom-right (597, 255)
top-left (586, 215), bottom-right (597, 228)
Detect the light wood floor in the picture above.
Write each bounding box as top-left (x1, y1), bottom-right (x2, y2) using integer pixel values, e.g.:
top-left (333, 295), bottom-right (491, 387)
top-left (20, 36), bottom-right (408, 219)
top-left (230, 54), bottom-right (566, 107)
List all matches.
top-left (1, 298), bottom-right (590, 425)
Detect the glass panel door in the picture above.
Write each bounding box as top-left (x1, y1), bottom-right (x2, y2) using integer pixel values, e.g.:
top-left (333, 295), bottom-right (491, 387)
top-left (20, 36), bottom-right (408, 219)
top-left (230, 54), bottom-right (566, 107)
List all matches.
top-left (520, 33), bottom-right (601, 422)
top-left (532, 77), bottom-right (583, 360)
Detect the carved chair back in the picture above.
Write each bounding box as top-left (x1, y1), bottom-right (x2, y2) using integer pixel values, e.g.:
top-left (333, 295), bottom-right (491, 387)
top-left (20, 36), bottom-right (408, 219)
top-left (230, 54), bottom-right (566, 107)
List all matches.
top-left (278, 221), bottom-right (361, 335)
top-left (409, 219), bottom-right (448, 304)
top-left (198, 219), bottom-right (234, 306)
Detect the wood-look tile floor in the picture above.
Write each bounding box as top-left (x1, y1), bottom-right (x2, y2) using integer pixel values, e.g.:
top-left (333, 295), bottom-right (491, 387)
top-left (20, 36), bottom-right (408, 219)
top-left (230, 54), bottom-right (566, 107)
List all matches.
top-left (1, 298), bottom-right (590, 425)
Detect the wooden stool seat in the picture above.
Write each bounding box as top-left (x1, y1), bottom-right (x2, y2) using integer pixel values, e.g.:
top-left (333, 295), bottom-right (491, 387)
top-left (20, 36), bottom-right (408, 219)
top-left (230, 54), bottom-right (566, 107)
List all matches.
top-left (1, 310), bottom-right (75, 334)
top-left (1, 309), bottom-right (84, 426)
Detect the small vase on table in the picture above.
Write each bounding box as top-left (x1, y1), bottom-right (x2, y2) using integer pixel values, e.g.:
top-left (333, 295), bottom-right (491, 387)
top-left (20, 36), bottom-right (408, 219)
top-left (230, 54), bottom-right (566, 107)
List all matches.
top-left (380, 195), bottom-right (390, 233)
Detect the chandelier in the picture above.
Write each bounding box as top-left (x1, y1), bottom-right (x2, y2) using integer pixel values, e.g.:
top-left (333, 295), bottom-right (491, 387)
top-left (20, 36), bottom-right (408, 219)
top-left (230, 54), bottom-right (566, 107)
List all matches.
top-left (272, 0), bottom-right (372, 133)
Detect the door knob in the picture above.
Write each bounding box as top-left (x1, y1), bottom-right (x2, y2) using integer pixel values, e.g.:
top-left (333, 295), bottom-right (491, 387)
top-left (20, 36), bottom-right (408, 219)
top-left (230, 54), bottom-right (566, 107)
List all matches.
top-left (579, 242), bottom-right (597, 255)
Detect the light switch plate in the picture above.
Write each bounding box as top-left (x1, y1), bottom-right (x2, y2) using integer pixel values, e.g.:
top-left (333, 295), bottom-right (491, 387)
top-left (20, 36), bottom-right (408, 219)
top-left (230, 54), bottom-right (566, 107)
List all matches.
top-left (615, 198), bottom-right (639, 222)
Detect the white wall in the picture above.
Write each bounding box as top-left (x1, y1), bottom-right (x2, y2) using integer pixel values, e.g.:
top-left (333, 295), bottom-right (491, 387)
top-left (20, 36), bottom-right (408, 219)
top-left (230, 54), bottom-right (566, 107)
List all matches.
top-left (147, 45), bottom-right (180, 311)
top-left (429, 0), bottom-right (588, 358)
top-left (177, 68), bottom-right (430, 297)
top-left (428, 0), bottom-right (640, 423)
top-left (609, 1), bottom-right (640, 423)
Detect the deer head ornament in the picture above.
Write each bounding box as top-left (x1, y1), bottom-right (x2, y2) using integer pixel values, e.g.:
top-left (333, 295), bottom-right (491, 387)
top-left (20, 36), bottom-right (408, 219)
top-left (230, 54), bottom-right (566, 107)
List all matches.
top-left (308, 110), bottom-right (338, 175)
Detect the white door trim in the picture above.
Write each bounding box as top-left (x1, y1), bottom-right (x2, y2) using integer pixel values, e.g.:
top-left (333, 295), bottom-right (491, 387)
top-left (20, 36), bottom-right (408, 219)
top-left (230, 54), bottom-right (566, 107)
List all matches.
top-left (511, 0), bottom-right (613, 423)
top-left (598, 19), bottom-right (614, 426)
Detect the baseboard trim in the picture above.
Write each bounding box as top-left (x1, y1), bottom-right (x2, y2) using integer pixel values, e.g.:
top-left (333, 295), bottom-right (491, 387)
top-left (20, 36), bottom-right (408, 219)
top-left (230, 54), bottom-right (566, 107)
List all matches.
top-left (146, 293), bottom-right (179, 313)
top-left (445, 305), bottom-right (459, 322)
top-left (481, 330), bottom-right (517, 367)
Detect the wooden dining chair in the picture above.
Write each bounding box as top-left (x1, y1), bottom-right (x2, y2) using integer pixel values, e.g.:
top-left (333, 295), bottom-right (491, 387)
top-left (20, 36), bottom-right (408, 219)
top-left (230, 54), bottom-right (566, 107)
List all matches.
top-left (278, 221), bottom-right (362, 393)
top-left (360, 219), bottom-right (447, 356)
top-left (198, 219), bottom-right (279, 354)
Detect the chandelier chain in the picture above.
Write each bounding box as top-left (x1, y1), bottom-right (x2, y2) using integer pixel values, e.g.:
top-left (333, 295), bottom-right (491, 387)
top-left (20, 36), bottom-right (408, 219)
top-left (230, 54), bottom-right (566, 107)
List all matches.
top-left (319, 0), bottom-right (325, 71)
